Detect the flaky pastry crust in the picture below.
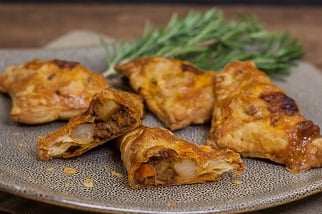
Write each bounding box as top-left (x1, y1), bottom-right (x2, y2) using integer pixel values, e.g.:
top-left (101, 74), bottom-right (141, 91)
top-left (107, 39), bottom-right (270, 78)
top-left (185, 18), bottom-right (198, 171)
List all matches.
top-left (119, 126), bottom-right (244, 189)
top-left (0, 59), bottom-right (109, 124)
top-left (115, 57), bottom-right (216, 131)
top-left (207, 61), bottom-right (322, 173)
top-left (37, 87), bottom-right (144, 160)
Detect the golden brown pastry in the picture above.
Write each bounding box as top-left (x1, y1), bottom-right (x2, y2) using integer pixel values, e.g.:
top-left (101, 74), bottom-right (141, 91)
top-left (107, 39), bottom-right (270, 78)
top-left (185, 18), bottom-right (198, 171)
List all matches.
top-left (37, 87), bottom-right (144, 160)
top-left (115, 57), bottom-right (216, 131)
top-left (0, 59), bottom-right (109, 124)
top-left (118, 126), bottom-right (244, 189)
top-left (207, 61), bottom-right (322, 173)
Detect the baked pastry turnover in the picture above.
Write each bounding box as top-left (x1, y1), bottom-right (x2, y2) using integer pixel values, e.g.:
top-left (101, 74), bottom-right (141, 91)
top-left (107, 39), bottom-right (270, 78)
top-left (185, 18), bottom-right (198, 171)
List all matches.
top-left (0, 59), bottom-right (109, 124)
top-left (207, 61), bottom-right (322, 173)
top-left (115, 57), bottom-right (215, 131)
top-left (118, 126), bottom-right (244, 189)
top-left (37, 87), bottom-right (144, 160)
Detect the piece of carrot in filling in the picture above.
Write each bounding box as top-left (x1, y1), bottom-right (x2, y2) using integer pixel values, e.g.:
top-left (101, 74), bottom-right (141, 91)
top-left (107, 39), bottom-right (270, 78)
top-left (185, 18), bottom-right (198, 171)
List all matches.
top-left (135, 163), bottom-right (156, 183)
top-left (135, 156), bottom-right (198, 186)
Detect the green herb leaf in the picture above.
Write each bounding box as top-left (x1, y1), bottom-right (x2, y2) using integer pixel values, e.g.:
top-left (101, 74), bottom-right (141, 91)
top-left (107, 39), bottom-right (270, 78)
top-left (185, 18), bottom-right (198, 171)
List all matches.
top-left (101, 9), bottom-right (304, 78)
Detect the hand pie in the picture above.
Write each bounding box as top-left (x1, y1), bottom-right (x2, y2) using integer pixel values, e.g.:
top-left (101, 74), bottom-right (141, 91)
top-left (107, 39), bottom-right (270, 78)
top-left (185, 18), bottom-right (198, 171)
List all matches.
top-left (37, 87), bottom-right (144, 160)
top-left (115, 57), bottom-right (215, 131)
top-left (207, 61), bottom-right (322, 173)
top-left (0, 59), bottom-right (109, 124)
top-left (118, 126), bottom-right (244, 189)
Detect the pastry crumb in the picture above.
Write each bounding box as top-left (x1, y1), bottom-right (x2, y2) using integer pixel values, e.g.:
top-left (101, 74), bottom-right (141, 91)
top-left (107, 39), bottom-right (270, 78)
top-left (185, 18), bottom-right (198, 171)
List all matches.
top-left (227, 199), bottom-right (234, 203)
top-left (232, 178), bottom-right (242, 184)
top-left (104, 167), bottom-right (111, 172)
top-left (64, 167), bottom-right (76, 175)
top-left (64, 182), bottom-right (70, 188)
top-left (111, 170), bottom-right (124, 178)
top-left (83, 178), bottom-right (94, 188)
top-left (46, 167), bottom-right (54, 172)
top-left (167, 202), bottom-right (176, 207)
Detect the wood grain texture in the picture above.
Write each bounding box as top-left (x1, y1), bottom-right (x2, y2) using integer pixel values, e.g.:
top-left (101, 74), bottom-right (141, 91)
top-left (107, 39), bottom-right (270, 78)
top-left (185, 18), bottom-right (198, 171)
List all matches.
top-left (0, 3), bottom-right (321, 70)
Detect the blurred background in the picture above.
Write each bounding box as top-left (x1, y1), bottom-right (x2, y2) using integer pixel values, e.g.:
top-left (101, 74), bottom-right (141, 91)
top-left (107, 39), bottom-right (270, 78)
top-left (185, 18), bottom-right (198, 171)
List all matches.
top-left (0, 0), bottom-right (321, 4)
top-left (0, 1), bottom-right (321, 69)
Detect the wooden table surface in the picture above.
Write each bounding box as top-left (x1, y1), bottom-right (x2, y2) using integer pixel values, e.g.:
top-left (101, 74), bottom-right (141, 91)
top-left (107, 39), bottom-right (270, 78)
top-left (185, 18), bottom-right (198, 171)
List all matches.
top-left (1, 3), bottom-right (322, 214)
top-left (0, 3), bottom-right (322, 71)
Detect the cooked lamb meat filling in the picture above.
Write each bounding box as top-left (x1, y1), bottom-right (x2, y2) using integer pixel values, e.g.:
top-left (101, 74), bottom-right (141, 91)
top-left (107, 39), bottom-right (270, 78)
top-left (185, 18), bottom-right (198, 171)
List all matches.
top-left (94, 108), bottom-right (136, 140)
top-left (135, 149), bottom-right (197, 186)
top-left (50, 103), bottom-right (136, 157)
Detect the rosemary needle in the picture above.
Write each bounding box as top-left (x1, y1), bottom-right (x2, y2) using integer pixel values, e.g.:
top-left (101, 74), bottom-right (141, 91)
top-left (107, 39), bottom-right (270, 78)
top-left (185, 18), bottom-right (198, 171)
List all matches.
top-left (101, 9), bottom-right (304, 78)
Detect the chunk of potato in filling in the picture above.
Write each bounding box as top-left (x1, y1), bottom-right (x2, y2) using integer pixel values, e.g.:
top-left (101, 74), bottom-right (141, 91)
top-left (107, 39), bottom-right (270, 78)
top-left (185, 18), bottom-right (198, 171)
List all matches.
top-left (71, 123), bottom-right (95, 144)
top-left (49, 102), bottom-right (135, 158)
top-left (94, 100), bottom-right (120, 121)
top-left (135, 149), bottom-right (197, 185)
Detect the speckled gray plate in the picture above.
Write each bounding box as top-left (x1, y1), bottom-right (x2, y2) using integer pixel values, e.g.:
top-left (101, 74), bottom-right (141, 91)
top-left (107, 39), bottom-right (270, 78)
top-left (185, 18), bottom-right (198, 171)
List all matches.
top-left (1, 47), bottom-right (322, 214)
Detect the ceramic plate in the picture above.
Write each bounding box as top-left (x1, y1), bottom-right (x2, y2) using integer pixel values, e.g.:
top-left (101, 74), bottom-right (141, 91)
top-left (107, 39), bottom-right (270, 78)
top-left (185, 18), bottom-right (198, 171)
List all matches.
top-left (1, 47), bottom-right (322, 213)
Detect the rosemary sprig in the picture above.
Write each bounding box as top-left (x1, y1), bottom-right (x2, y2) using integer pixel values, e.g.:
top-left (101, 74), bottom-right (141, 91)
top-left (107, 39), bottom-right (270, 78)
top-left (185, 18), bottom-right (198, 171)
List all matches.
top-left (101, 9), bottom-right (304, 78)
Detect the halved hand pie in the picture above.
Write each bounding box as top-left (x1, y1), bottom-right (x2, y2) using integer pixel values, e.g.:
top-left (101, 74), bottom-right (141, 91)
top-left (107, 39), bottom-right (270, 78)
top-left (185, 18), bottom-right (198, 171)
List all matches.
top-left (118, 126), bottom-right (244, 189)
top-left (37, 87), bottom-right (144, 160)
